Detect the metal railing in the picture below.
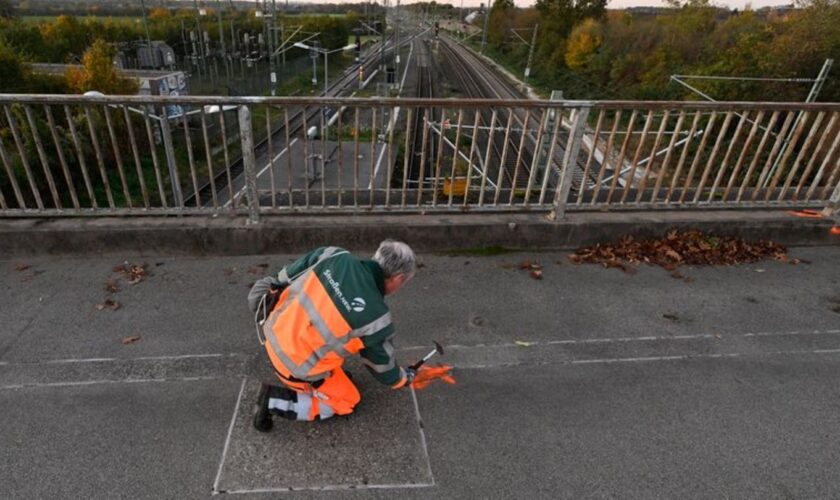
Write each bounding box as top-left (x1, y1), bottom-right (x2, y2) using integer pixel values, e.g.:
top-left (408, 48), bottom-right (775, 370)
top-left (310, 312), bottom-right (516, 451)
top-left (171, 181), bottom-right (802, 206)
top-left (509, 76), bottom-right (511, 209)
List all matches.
top-left (0, 94), bottom-right (838, 222)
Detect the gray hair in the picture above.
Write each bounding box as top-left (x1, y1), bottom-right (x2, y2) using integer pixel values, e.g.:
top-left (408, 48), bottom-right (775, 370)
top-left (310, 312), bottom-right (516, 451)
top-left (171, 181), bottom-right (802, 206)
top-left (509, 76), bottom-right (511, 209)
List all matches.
top-left (373, 240), bottom-right (416, 278)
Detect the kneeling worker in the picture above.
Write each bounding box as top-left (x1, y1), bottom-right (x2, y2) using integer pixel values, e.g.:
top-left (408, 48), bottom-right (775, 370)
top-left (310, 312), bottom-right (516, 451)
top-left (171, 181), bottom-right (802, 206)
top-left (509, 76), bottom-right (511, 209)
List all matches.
top-left (247, 240), bottom-right (417, 431)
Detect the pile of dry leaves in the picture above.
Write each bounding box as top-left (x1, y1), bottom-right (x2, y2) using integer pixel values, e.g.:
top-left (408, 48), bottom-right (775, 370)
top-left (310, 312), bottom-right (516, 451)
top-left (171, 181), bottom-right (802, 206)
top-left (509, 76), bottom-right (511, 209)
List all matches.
top-left (568, 230), bottom-right (798, 274)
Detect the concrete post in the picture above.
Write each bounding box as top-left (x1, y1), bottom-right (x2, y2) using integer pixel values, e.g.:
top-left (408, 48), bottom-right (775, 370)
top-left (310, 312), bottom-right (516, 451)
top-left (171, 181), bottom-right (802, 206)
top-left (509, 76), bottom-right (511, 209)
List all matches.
top-left (480, 2), bottom-right (489, 54)
top-left (825, 182), bottom-right (840, 216)
top-left (550, 106), bottom-right (590, 221)
top-left (524, 23), bottom-right (538, 83)
top-left (238, 106), bottom-right (261, 224)
top-left (158, 111), bottom-right (184, 209)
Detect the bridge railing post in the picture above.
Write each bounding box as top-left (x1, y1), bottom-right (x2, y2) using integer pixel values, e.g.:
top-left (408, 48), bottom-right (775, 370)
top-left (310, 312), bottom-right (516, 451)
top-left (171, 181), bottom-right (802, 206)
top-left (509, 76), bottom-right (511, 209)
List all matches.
top-left (550, 104), bottom-right (591, 220)
top-left (158, 107), bottom-right (184, 210)
top-left (238, 105), bottom-right (261, 224)
top-left (825, 182), bottom-right (840, 216)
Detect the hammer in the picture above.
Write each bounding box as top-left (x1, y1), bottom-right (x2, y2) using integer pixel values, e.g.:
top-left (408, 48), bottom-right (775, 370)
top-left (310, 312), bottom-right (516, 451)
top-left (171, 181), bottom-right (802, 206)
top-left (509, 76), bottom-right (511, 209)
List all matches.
top-left (410, 341), bottom-right (444, 371)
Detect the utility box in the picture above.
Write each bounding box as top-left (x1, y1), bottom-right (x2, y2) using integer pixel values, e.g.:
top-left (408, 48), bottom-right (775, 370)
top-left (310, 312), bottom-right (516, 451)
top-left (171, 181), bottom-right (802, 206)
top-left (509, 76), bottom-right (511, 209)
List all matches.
top-left (137, 41), bottom-right (176, 69)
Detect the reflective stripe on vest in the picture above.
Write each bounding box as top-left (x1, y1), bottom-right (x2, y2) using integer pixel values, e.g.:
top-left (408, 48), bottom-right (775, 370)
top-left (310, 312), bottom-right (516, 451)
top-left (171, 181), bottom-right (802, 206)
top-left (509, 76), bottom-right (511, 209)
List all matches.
top-left (262, 251), bottom-right (393, 381)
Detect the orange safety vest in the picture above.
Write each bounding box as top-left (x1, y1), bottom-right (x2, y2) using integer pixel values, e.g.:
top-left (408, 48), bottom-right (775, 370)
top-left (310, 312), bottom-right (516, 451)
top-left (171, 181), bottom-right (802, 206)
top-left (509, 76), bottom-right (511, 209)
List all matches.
top-left (262, 250), bottom-right (370, 383)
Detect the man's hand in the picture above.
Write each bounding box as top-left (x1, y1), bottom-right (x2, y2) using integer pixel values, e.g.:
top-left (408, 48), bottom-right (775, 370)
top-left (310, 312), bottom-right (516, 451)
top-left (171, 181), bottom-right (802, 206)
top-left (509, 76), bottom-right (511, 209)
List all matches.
top-left (405, 367), bottom-right (417, 385)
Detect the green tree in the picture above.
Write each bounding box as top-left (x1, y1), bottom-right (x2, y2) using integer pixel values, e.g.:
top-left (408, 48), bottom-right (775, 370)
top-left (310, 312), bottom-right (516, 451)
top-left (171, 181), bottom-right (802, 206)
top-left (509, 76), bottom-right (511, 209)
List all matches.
top-left (0, 19), bottom-right (45, 60)
top-left (488, 0), bottom-right (515, 50)
top-left (534, 0), bottom-right (607, 78)
top-left (0, 0), bottom-right (15, 19)
top-left (0, 39), bottom-right (29, 92)
top-left (40, 15), bottom-right (89, 62)
top-left (565, 17), bottom-right (603, 70)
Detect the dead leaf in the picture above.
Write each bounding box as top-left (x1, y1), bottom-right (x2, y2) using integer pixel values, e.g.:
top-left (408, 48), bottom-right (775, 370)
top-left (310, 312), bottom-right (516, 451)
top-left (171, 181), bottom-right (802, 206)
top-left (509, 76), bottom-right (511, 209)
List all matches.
top-left (670, 271), bottom-right (684, 279)
top-left (126, 264), bottom-right (147, 284)
top-left (664, 249), bottom-right (683, 262)
top-left (529, 269), bottom-right (543, 280)
top-left (247, 267), bottom-right (259, 275)
top-left (96, 299), bottom-right (121, 311)
top-left (14, 264), bottom-right (31, 272)
top-left (662, 313), bottom-right (679, 321)
top-left (104, 280), bottom-right (119, 294)
top-left (113, 262), bottom-right (148, 284)
top-left (121, 335), bottom-right (141, 344)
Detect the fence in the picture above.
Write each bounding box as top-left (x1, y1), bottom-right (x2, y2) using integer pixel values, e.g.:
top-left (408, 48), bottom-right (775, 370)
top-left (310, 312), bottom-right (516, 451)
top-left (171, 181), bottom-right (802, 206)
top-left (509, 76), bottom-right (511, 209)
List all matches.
top-left (0, 94), bottom-right (837, 222)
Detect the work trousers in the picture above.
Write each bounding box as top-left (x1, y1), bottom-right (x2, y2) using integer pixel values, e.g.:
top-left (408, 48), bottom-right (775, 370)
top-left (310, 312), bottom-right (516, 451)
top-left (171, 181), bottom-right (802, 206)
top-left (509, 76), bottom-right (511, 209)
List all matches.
top-left (268, 367), bottom-right (361, 421)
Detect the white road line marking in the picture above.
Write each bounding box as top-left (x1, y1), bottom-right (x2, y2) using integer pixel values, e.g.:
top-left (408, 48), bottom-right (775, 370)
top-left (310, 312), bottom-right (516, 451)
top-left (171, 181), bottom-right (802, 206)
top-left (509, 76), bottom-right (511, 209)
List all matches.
top-left (224, 139), bottom-right (298, 208)
top-left (411, 386), bottom-right (436, 486)
top-left (398, 328), bottom-right (840, 353)
top-left (45, 357), bottom-right (116, 364)
top-left (213, 376), bottom-right (247, 495)
top-left (452, 348), bottom-right (840, 370)
top-left (222, 483), bottom-right (435, 494)
top-left (5, 329), bottom-right (839, 371)
top-left (0, 376), bottom-right (219, 390)
top-left (43, 353), bottom-right (231, 365)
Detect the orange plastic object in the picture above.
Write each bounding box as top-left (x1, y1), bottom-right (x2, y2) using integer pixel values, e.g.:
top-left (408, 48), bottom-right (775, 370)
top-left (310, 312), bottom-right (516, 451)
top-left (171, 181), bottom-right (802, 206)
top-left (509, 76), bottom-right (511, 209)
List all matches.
top-left (787, 210), bottom-right (823, 218)
top-left (411, 364), bottom-right (456, 390)
top-left (831, 226), bottom-right (840, 236)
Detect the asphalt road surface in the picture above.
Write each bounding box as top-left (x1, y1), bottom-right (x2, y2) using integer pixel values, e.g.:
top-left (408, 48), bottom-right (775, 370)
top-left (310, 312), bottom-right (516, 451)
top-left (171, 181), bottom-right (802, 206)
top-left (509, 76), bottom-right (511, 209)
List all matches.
top-left (2, 245), bottom-right (839, 498)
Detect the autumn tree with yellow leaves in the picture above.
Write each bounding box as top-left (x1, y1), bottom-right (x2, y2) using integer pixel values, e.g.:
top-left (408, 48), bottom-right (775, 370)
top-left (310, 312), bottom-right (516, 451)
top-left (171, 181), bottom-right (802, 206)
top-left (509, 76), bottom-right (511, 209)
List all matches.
top-left (66, 39), bottom-right (138, 95)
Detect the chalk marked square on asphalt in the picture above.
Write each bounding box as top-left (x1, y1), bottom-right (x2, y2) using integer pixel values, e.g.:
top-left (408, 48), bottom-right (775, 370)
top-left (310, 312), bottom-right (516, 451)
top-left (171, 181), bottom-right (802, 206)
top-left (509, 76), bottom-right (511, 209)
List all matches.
top-left (212, 374), bottom-right (434, 494)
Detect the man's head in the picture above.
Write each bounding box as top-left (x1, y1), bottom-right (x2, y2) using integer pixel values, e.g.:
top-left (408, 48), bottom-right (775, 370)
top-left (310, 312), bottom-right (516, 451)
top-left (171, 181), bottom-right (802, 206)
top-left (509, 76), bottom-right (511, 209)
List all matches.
top-left (373, 240), bottom-right (416, 295)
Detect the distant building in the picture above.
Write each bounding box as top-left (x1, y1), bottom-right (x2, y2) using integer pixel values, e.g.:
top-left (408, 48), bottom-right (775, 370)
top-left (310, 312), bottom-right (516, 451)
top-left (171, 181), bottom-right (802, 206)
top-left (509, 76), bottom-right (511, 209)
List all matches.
top-left (31, 64), bottom-right (186, 96)
top-left (30, 64), bottom-right (189, 117)
top-left (136, 42), bottom-right (176, 70)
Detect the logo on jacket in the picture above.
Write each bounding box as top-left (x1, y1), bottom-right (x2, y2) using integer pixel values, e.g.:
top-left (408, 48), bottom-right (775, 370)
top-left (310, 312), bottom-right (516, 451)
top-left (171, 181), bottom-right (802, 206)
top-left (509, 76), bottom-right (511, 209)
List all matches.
top-left (351, 297), bottom-right (366, 312)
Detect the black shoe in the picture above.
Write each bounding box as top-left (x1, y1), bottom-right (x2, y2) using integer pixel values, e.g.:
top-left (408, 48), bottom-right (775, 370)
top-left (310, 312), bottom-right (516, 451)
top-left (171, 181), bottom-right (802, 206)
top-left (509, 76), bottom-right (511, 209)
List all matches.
top-left (253, 383), bottom-right (273, 433)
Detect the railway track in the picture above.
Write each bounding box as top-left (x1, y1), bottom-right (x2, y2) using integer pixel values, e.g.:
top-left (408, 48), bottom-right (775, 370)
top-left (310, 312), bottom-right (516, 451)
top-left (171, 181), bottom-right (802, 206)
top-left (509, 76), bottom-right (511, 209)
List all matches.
top-left (407, 37), bottom-right (437, 187)
top-left (437, 36), bottom-right (535, 195)
top-left (188, 36), bottom-right (401, 207)
top-left (437, 35), bottom-right (601, 198)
